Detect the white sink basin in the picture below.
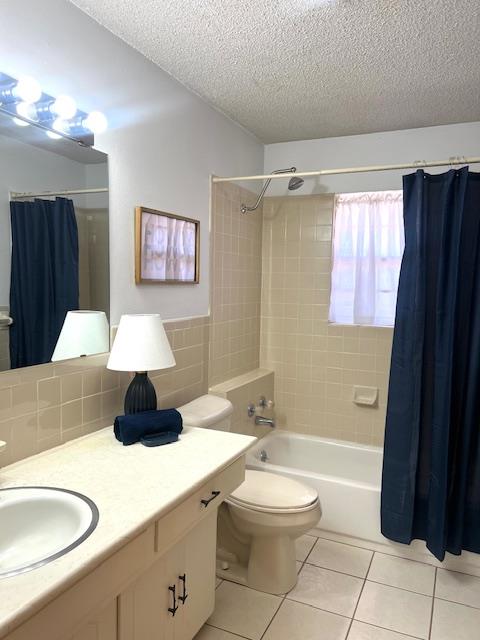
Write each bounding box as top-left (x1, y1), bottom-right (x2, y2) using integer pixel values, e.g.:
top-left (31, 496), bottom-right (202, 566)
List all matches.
top-left (0, 487), bottom-right (99, 578)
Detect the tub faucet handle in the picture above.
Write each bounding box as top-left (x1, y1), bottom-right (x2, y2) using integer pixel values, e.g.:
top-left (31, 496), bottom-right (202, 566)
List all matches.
top-left (258, 396), bottom-right (275, 410)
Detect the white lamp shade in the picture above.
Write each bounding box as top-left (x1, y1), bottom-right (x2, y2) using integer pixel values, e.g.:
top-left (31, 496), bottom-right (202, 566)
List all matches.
top-left (52, 311), bottom-right (109, 362)
top-left (107, 314), bottom-right (175, 372)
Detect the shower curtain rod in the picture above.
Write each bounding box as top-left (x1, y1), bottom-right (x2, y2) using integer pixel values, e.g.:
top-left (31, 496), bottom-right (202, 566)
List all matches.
top-left (9, 187), bottom-right (109, 200)
top-left (212, 156), bottom-right (480, 183)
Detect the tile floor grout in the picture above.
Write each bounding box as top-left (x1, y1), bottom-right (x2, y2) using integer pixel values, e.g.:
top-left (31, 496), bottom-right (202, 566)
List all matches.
top-left (344, 550), bottom-right (375, 639)
top-left (203, 533), bottom-right (480, 640)
top-left (205, 622), bottom-right (251, 639)
top-left (314, 532), bottom-right (480, 579)
top-left (427, 567), bottom-right (438, 640)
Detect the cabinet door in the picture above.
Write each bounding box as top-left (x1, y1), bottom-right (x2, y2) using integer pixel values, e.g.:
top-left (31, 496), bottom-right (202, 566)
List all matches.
top-left (118, 511), bottom-right (217, 640)
top-left (70, 599), bottom-right (117, 640)
top-left (181, 511), bottom-right (217, 640)
top-left (118, 539), bottom-right (185, 640)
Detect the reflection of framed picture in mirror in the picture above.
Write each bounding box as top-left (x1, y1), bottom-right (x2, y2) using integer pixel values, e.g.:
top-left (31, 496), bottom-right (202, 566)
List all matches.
top-left (135, 206), bottom-right (200, 284)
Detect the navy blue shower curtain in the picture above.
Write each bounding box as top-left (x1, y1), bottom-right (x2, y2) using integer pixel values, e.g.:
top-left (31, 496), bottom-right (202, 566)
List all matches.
top-left (381, 167), bottom-right (480, 561)
top-left (9, 197), bottom-right (79, 368)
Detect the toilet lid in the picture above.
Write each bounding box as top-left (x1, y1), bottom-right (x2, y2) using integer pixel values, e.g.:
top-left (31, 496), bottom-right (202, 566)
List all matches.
top-left (228, 470), bottom-right (318, 512)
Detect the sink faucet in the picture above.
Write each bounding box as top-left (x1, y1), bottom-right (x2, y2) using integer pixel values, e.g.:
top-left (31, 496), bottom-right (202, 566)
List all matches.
top-left (255, 416), bottom-right (275, 428)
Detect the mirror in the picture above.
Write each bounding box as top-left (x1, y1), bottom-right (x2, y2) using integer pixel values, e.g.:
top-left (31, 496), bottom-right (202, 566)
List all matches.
top-left (0, 110), bottom-right (109, 371)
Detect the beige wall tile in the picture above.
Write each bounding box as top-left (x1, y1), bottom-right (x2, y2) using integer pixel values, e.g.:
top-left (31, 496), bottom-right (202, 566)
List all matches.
top-left (12, 382), bottom-right (37, 417)
top-left (61, 372), bottom-right (83, 403)
top-left (38, 377), bottom-right (61, 409)
top-left (38, 406), bottom-right (61, 441)
top-left (0, 316), bottom-right (210, 466)
top-left (210, 183), bottom-right (262, 386)
top-left (83, 369), bottom-right (102, 396)
top-left (261, 194), bottom-right (393, 446)
top-left (83, 394), bottom-right (102, 424)
top-left (61, 399), bottom-right (83, 431)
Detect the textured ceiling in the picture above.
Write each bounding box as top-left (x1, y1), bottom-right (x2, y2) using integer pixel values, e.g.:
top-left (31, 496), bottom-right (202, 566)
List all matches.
top-left (70, 0), bottom-right (480, 143)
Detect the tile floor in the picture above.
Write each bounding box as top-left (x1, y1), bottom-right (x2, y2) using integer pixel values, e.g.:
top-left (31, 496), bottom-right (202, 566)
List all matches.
top-left (196, 533), bottom-right (480, 640)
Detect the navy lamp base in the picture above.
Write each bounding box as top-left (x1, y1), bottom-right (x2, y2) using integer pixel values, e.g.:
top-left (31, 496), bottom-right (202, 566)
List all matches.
top-left (124, 372), bottom-right (157, 415)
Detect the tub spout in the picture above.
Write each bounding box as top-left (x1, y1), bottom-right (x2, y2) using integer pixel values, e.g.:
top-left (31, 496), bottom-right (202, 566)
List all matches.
top-left (255, 416), bottom-right (276, 428)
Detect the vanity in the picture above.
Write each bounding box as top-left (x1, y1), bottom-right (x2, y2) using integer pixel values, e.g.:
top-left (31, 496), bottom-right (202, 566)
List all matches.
top-left (0, 426), bottom-right (256, 640)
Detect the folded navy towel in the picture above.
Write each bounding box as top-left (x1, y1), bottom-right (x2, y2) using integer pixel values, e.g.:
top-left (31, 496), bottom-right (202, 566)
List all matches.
top-left (114, 409), bottom-right (183, 446)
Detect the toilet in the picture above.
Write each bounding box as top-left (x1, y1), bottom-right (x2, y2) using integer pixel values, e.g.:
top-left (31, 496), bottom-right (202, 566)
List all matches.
top-left (178, 394), bottom-right (322, 595)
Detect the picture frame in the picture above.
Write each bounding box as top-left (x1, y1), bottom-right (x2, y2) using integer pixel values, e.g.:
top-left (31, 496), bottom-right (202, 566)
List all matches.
top-left (135, 206), bottom-right (200, 284)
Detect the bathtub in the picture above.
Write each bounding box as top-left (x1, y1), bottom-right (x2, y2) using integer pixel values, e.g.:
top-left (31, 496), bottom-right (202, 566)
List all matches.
top-left (247, 430), bottom-right (384, 544)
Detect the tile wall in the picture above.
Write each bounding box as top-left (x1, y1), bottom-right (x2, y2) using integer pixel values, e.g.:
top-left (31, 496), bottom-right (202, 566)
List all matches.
top-left (209, 182), bottom-right (263, 386)
top-left (0, 316), bottom-right (209, 467)
top-left (210, 368), bottom-right (274, 438)
top-left (260, 195), bottom-right (393, 446)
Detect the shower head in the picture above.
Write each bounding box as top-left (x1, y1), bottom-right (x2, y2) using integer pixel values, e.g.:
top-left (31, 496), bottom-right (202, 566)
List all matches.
top-left (240, 166), bottom-right (303, 213)
top-left (288, 176), bottom-right (304, 191)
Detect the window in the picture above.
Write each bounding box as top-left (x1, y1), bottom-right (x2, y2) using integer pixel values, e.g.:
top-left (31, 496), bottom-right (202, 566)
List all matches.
top-left (329, 190), bottom-right (404, 327)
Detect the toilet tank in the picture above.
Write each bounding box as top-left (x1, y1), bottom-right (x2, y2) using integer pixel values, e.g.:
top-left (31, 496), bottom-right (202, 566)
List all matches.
top-left (177, 394), bottom-right (233, 431)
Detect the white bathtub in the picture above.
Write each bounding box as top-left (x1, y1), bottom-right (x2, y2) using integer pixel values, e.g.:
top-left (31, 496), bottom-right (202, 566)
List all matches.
top-left (247, 430), bottom-right (384, 544)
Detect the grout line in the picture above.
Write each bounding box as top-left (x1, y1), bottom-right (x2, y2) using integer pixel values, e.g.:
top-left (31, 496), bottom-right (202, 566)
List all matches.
top-left (206, 623), bottom-right (252, 639)
top-left (258, 601), bottom-right (284, 640)
top-left (214, 542), bottom-right (480, 640)
top-left (434, 595), bottom-right (480, 611)
top-left (314, 532), bottom-right (480, 579)
top-left (345, 549), bottom-right (375, 637)
top-left (303, 560), bottom-right (370, 580)
top-left (353, 620), bottom-right (424, 640)
top-left (361, 578), bottom-right (434, 599)
top-left (284, 595), bottom-right (359, 622)
top-left (302, 536), bottom-right (319, 564)
top-left (428, 568), bottom-right (437, 640)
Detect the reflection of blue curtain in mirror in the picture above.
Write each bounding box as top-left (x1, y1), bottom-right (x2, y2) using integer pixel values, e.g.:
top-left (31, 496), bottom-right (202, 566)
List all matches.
top-left (9, 198), bottom-right (79, 368)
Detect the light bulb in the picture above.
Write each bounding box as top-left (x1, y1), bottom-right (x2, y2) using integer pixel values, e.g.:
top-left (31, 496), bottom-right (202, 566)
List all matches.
top-left (13, 117), bottom-right (29, 127)
top-left (47, 118), bottom-right (69, 139)
top-left (84, 111), bottom-right (108, 134)
top-left (16, 101), bottom-right (37, 121)
top-left (53, 117), bottom-right (69, 131)
top-left (14, 75), bottom-right (42, 103)
top-left (51, 94), bottom-right (77, 119)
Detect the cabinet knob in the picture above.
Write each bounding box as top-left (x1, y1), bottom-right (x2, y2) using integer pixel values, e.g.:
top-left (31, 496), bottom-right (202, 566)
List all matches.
top-left (179, 573), bottom-right (188, 604)
top-left (200, 490), bottom-right (221, 508)
top-left (168, 585), bottom-right (178, 616)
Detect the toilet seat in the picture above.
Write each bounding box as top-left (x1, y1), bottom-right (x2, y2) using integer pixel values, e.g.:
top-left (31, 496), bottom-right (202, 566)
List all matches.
top-left (226, 470), bottom-right (318, 514)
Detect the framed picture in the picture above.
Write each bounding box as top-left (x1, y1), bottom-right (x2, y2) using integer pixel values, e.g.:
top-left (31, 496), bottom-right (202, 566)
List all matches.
top-left (135, 206), bottom-right (200, 284)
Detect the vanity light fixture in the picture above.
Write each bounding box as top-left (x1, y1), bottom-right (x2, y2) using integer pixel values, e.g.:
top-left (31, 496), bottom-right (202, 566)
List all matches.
top-left (0, 71), bottom-right (107, 146)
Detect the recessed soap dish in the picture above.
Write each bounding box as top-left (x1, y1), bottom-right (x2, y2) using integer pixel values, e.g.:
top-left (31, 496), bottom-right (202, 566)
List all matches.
top-left (353, 386), bottom-right (378, 406)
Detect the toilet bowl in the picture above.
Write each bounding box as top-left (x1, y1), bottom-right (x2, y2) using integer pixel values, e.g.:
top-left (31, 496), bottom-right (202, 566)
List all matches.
top-left (177, 395), bottom-right (321, 595)
top-left (218, 470), bottom-right (321, 594)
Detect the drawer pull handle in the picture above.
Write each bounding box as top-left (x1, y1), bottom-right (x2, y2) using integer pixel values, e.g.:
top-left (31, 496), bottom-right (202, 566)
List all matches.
top-left (179, 573), bottom-right (188, 604)
top-left (168, 585), bottom-right (178, 616)
top-left (201, 490), bottom-right (221, 508)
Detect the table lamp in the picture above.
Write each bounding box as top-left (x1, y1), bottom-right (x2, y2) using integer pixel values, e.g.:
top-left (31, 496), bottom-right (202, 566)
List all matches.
top-left (51, 310), bottom-right (109, 361)
top-left (107, 314), bottom-right (175, 414)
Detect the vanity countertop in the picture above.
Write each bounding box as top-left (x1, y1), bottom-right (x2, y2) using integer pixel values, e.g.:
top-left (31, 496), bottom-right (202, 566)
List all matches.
top-left (0, 426), bottom-right (256, 638)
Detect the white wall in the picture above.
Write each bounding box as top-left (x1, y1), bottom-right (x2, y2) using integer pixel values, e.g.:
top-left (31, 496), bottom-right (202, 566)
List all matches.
top-left (0, 133), bottom-right (91, 306)
top-left (264, 122), bottom-right (480, 196)
top-left (0, 0), bottom-right (263, 324)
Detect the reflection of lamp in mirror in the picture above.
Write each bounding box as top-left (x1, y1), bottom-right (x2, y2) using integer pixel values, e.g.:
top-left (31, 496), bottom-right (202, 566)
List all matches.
top-left (107, 314), bottom-right (175, 414)
top-left (51, 311), bottom-right (109, 362)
